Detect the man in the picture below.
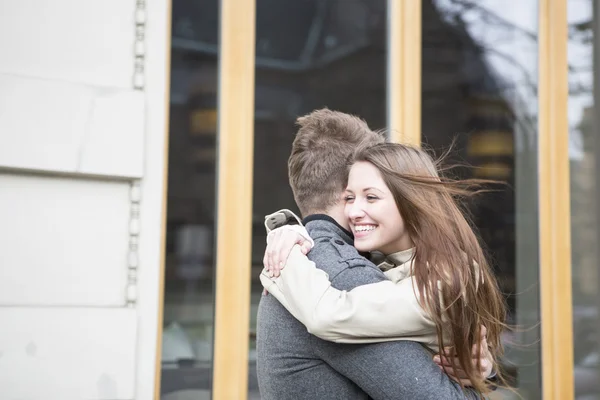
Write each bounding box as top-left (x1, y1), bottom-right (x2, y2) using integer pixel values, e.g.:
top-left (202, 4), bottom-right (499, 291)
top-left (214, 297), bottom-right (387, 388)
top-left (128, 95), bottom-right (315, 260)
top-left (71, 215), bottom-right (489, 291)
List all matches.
top-left (256, 109), bottom-right (483, 399)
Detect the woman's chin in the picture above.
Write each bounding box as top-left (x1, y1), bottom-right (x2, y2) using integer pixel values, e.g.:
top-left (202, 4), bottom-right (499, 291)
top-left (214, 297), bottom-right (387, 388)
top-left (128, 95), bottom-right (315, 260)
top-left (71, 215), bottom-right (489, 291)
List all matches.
top-left (354, 242), bottom-right (377, 253)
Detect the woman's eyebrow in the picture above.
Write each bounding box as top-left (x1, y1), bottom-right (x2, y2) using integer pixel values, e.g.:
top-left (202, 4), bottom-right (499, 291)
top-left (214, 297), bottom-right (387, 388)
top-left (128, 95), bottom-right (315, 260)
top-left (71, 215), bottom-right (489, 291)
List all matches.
top-left (363, 187), bottom-right (385, 193)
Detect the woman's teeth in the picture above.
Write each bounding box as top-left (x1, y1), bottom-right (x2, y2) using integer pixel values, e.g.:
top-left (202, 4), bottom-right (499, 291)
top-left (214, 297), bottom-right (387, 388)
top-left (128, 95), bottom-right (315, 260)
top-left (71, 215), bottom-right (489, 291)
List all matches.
top-left (355, 225), bottom-right (376, 232)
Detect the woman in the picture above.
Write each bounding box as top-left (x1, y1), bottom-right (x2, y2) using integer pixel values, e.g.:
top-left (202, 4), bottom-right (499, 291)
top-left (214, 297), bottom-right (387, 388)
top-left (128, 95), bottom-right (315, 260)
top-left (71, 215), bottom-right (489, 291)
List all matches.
top-left (260, 142), bottom-right (507, 394)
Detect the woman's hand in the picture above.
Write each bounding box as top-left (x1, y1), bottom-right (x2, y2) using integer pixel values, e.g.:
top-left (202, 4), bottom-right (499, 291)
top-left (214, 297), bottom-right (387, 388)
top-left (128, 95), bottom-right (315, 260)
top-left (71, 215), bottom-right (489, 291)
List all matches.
top-left (433, 325), bottom-right (494, 386)
top-left (263, 226), bottom-right (313, 277)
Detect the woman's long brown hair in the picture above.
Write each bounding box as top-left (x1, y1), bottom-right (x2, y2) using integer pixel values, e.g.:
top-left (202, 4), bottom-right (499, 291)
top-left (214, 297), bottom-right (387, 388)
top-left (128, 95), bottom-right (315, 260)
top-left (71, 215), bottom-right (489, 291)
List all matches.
top-left (353, 142), bottom-right (507, 394)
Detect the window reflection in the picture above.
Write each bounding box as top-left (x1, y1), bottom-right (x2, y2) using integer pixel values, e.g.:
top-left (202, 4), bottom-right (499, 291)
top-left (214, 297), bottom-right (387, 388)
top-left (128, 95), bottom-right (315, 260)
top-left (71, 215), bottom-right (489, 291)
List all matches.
top-left (250, 0), bottom-right (387, 397)
top-left (161, 1), bottom-right (219, 399)
top-left (423, 1), bottom-right (540, 397)
top-left (568, 1), bottom-right (600, 398)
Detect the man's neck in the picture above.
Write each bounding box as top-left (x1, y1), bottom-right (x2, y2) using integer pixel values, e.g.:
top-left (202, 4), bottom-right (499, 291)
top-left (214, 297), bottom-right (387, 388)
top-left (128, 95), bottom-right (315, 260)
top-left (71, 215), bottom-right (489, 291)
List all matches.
top-left (313, 203), bottom-right (347, 230)
top-left (302, 214), bottom-right (354, 244)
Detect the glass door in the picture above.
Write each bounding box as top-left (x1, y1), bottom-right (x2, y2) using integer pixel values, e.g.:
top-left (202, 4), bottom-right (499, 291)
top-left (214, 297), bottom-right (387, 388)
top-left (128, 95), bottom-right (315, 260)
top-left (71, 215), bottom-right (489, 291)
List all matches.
top-left (160, 1), bottom-right (219, 399)
top-left (420, 1), bottom-right (541, 397)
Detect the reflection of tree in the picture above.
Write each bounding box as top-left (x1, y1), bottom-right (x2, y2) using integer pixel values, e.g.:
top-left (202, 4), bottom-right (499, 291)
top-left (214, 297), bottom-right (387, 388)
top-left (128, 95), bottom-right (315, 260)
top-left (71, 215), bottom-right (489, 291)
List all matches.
top-left (565, 1), bottom-right (598, 325)
top-left (569, 17), bottom-right (594, 98)
top-left (433, 0), bottom-right (595, 154)
top-left (571, 108), bottom-right (597, 305)
top-left (430, 0), bottom-right (538, 157)
top-left (433, 0), bottom-right (594, 95)
top-left (441, 0), bottom-right (537, 39)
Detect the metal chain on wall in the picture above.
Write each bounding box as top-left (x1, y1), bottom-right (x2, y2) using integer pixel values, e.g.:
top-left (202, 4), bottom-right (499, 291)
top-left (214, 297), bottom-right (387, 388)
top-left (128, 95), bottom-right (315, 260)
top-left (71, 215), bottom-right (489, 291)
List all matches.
top-left (133, 0), bottom-right (146, 91)
top-left (127, 0), bottom-right (146, 306)
top-left (127, 181), bottom-right (142, 306)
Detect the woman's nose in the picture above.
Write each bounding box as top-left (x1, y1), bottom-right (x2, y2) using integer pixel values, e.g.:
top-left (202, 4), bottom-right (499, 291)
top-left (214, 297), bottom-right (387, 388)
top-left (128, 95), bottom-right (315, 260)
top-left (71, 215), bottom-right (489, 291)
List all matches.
top-left (347, 201), bottom-right (365, 220)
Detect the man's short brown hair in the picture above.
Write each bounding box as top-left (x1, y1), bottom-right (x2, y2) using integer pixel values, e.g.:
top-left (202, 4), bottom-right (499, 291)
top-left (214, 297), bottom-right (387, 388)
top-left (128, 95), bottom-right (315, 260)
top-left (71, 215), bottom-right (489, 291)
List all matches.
top-left (288, 109), bottom-right (385, 216)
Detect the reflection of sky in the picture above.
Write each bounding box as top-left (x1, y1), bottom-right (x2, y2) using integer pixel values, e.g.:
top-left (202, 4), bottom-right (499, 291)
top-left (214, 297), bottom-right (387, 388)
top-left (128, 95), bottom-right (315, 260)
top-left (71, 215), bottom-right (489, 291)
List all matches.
top-left (434, 0), bottom-right (592, 159)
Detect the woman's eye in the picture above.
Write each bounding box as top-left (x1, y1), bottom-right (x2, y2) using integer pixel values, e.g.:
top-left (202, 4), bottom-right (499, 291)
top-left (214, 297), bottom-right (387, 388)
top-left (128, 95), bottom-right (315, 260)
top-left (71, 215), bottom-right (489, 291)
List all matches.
top-left (366, 195), bottom-right (379, 201)
top-left (344, 196), bottom-right (355, 202)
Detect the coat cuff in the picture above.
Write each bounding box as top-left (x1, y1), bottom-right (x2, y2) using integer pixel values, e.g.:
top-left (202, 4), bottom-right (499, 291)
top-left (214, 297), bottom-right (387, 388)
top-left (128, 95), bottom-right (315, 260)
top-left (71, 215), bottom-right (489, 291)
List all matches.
top-left (264, 209), bottom-right (303, 232)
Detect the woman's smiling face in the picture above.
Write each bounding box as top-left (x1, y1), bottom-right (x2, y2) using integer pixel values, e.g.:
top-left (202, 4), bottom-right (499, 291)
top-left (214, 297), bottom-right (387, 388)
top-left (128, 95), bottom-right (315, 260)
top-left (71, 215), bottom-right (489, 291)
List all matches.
top-left (344, 161), bottom-right (412, 254)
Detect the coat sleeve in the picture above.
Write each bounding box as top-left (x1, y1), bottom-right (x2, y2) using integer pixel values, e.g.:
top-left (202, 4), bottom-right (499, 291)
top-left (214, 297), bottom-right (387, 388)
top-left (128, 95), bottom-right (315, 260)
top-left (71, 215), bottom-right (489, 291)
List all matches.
top-left (260, 246), bottom-right (438, 349)
top-left (264, 209), bottom-right (303, 233)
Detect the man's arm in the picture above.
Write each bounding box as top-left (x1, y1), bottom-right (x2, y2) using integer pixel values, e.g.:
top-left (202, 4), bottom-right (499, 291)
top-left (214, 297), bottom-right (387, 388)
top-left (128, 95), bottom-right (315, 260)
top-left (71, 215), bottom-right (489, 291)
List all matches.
top-left (260, 246), bottom-right (437, 346)
top-left (315, 339), bottom-right (479, 400)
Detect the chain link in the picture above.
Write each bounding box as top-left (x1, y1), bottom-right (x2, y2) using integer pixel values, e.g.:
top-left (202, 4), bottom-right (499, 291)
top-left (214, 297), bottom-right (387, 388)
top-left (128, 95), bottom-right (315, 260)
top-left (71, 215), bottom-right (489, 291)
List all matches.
top-left (126, 180), bottom-right (142, 306)
top-left (125, 0), bottom-right (147, 305)
top-left (133, 0), bottom-right (146, 90)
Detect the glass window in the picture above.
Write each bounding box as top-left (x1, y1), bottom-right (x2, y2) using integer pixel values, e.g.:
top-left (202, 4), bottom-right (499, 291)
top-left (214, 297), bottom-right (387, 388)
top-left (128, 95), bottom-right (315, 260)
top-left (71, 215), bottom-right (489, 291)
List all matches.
top-left (422, 1), bottom-right (540, 397)
top-left (249, 0), bottom-right (387, 397)
top-left (160, 1), bottom-right (219, 399)
top-left (569, 1), bottom-right (600, 398)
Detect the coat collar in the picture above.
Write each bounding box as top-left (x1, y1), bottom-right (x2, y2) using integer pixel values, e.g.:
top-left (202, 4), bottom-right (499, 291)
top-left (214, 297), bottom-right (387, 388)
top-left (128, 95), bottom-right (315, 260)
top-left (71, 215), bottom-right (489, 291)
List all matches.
top-left (378, 248), bottom-right (416, 282)
top-left (303, 214), bottom-right (354, 244)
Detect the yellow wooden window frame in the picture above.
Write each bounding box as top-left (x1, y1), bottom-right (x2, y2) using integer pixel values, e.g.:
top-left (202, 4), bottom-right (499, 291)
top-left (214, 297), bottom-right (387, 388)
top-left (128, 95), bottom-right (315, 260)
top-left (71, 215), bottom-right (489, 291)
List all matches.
top-left (539, 0), bottom-right (574, 397)
top-left (211, 0), bottom-right (257, 398)
top-left (387, 0), bottom-right (422, 146)
top-left (153, 1), bottom-right (172, 398)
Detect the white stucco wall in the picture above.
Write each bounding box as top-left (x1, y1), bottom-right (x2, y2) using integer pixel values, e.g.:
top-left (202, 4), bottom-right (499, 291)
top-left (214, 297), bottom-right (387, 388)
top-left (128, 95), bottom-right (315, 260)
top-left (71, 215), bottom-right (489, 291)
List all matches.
top-left (0, 1), bottom-right (170, 399)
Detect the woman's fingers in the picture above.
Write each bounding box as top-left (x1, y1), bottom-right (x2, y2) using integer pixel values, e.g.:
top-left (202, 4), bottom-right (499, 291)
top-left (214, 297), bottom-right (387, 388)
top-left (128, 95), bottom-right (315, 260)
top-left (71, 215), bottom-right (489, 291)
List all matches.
top-left (263, 229), bottom-right (310, 277)
top-left (434, 352), bottom-right (491, 379)
top-left (435, 357), bottom-right (467, 377)
top-left (480, 325), bottom-right (487, 340)
top-left (456, 378), bottom-right (474, 387)
top-left (479, 355), bottom-right (493, 378)
top-left (440, 365), bottom-right (468, 379)
top-left (436, 363), bottom-right (472, 385)
top-left (472, 329), bottom-right (494, 378)
top-left (264, 230), bottom-right (282, 276)
top-left (300, 240), bottom-right (312, 255)
top-left (266, 231), bottom-right (279, 275)
top-left (277, 230), bottom-right (305, 267)
top-left (434, 327), bottom-right (494, 381)
top-left (262, 251), bottom-right (271, 276)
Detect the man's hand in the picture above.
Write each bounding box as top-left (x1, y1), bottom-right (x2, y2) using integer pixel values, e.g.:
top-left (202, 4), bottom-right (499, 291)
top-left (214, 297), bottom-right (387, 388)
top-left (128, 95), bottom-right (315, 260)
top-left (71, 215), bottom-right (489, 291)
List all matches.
top-left (432, 325), bottom-right (493, 386)
top-left (263, 227), bottom-right (312, 278)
